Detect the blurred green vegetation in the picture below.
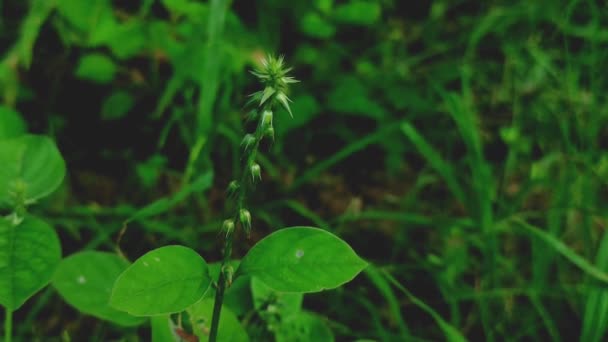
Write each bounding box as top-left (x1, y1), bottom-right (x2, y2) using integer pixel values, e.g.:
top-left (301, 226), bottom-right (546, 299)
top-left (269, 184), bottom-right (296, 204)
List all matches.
top-left (2, 0), bottom-right (608, 341)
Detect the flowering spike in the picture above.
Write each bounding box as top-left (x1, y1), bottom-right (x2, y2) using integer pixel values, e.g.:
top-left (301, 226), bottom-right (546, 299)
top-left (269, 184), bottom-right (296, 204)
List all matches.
top-left (252, 55), bottom-right (298, 96)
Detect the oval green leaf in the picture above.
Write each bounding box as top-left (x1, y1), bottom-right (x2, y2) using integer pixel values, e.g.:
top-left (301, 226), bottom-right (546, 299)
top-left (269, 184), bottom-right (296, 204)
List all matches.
top-left (0, 216), bottom-right (61, 310)
top-left (236, 227), bottom-right (367, 293)
top-left (110, 245), bottom-right (211, 316)
top-left (52, 251), bottom-right (145, 326)
top-left (101, 91), bottom-right (135, 120)
top-left (75, 53), bottom-right (117, 84)
top-left (0, 135), bottom-right (66, 208)
top-left (188, 298), bottom-right (249, 342)
top-left (0, 106), bottom-right (26, 139)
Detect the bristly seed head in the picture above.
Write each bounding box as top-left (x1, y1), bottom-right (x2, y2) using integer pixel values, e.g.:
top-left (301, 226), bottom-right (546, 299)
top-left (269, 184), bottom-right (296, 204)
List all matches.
top-left (251, 55), bottom-right (298, 112)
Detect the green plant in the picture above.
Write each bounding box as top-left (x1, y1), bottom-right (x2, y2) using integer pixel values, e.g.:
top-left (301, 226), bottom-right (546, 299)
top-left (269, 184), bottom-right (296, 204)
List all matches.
top-left (0, 111), bottom-right (66, 342)
top-left (51, 55), bottom-right (367, 341)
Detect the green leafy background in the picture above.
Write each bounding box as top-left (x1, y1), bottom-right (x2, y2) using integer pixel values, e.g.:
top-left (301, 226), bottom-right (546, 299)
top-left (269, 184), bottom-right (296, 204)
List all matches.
top-left (1, 0), bottom-right (607, 341)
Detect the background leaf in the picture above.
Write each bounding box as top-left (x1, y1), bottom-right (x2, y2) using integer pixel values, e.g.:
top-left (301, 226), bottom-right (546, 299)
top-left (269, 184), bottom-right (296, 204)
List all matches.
top-left (151, 315), bottom-right (178, 342)
top-left (187, 298), bottom-right (249, 342)
top-left (56, 0), bottom-right (114, 34)
top-left (52, 251), bottom-right (145, 326)
top-left (275, 311), bottom-right (335, 342)
top-left (333, 0), bottom-right (381, 26)
top-left (300, 13), bottom-right (336, 39)
top-left (110, 245), bottom-right (211, 316)
top-left (251, 276), bottom-right (303, 319)
top-left (0, 106), bottom-right (26, 139)
top-left (236, 227), bottom-right (367, 293)
top-left (208, 261), bottom-right (252, 316)
top-left (0, 135), bottom-right (66, 208)
top-left (124, 171), bottom-right (213, 224)
top-left (0, 216), bottom-right (61, 311)
top-left (74, 53), bottom-right (117, 83)
top-left (101, 91), bottom-right (135, 121)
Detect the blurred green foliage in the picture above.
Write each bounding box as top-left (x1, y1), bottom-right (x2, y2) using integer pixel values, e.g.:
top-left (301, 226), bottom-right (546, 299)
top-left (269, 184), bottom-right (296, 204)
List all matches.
top-left (2, 0), bottom-right (608, 341)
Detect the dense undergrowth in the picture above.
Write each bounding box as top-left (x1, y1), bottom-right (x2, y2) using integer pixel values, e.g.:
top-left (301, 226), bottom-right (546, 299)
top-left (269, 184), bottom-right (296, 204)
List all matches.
top-left (1, 0), bottom-right (608, 341)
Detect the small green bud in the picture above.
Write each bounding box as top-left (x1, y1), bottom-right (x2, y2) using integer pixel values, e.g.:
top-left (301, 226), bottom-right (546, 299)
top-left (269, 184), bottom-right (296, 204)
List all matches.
top-left (265, 127), bottom-right (275, 141)
top-left (241, 134), bottom-right (256, 151)
top-left (221, 219), bottom-right (235, 237)
top-left (222, 265), bottom-right (234, 287)
top-left (245, 109), bottom-right (259, 123)
top-left (239, 208), bottom-right (252, 235)
top-left (267, 304), bottom-right (278, 314)
top-left (250, 163), bottom-right (261, 182)
top-left (227, 180), bottom-right (240, 197)
top-left (260, 110), bottom-right (273, 129)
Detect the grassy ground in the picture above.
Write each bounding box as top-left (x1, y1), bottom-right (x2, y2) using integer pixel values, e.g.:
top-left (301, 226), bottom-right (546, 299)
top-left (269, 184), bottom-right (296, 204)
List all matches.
top-left (2, 0), bottom-right (608, 341)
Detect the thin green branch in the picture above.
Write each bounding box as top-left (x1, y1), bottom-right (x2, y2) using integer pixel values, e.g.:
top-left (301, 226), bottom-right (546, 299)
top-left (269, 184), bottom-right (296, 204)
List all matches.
top-left (5, 308), bottom-right (12, 342)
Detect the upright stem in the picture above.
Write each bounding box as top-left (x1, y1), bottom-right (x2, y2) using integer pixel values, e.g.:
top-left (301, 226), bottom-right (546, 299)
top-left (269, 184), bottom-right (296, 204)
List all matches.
top-left (208, 251), bottom-right (229, 341)
top-left (5, 308), bottom-right (12, 342)
top-left (209, 111), bottom-right (266, 342)
top-left (207, 55), bottom-right (296, 341)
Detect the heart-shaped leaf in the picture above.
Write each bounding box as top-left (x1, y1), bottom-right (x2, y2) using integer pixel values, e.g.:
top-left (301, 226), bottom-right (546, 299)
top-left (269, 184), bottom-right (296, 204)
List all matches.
top-left (53, 251), bottom-right (145, 326)
top-left (236, 227), bottom-right (367, 293)
top-left (0, 135), bottom-right (66, 208)
top-left (0, 216), bottom-right (61, 310)
top-left (110, 245), bottom-right (211, 316)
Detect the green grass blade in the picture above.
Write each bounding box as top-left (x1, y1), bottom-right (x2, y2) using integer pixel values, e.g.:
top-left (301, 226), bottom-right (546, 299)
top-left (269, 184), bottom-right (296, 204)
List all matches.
top-left (124, 171), bottom-right (213, 225)
top-left (380, 267), bottom-right (468, 342)
top-left (581, 231), bottom-right (608, 342)
top-left (364, 267), bottom-right (409, 337)
top-left (400, 121), bottom-right (467, 206)
top-left (290, 123), bottom-right (400, 190)
top-left (197, 0), bottom-right (230, 136)
top-left (510, 218), bottom-right (608, 283)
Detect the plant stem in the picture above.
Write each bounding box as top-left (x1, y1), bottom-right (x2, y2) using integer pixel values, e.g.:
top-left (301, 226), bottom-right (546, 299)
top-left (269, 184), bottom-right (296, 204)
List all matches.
top-left (209, 109), bottom-right (267, 342)
top-left (209, 223), bottom-right (234, 342)
top-left (208, 55), bottom-right (296, 341)
top-left (5, 308), bottom-right (12, 342)
top-left (208, 265), bottom-right (227, 341)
